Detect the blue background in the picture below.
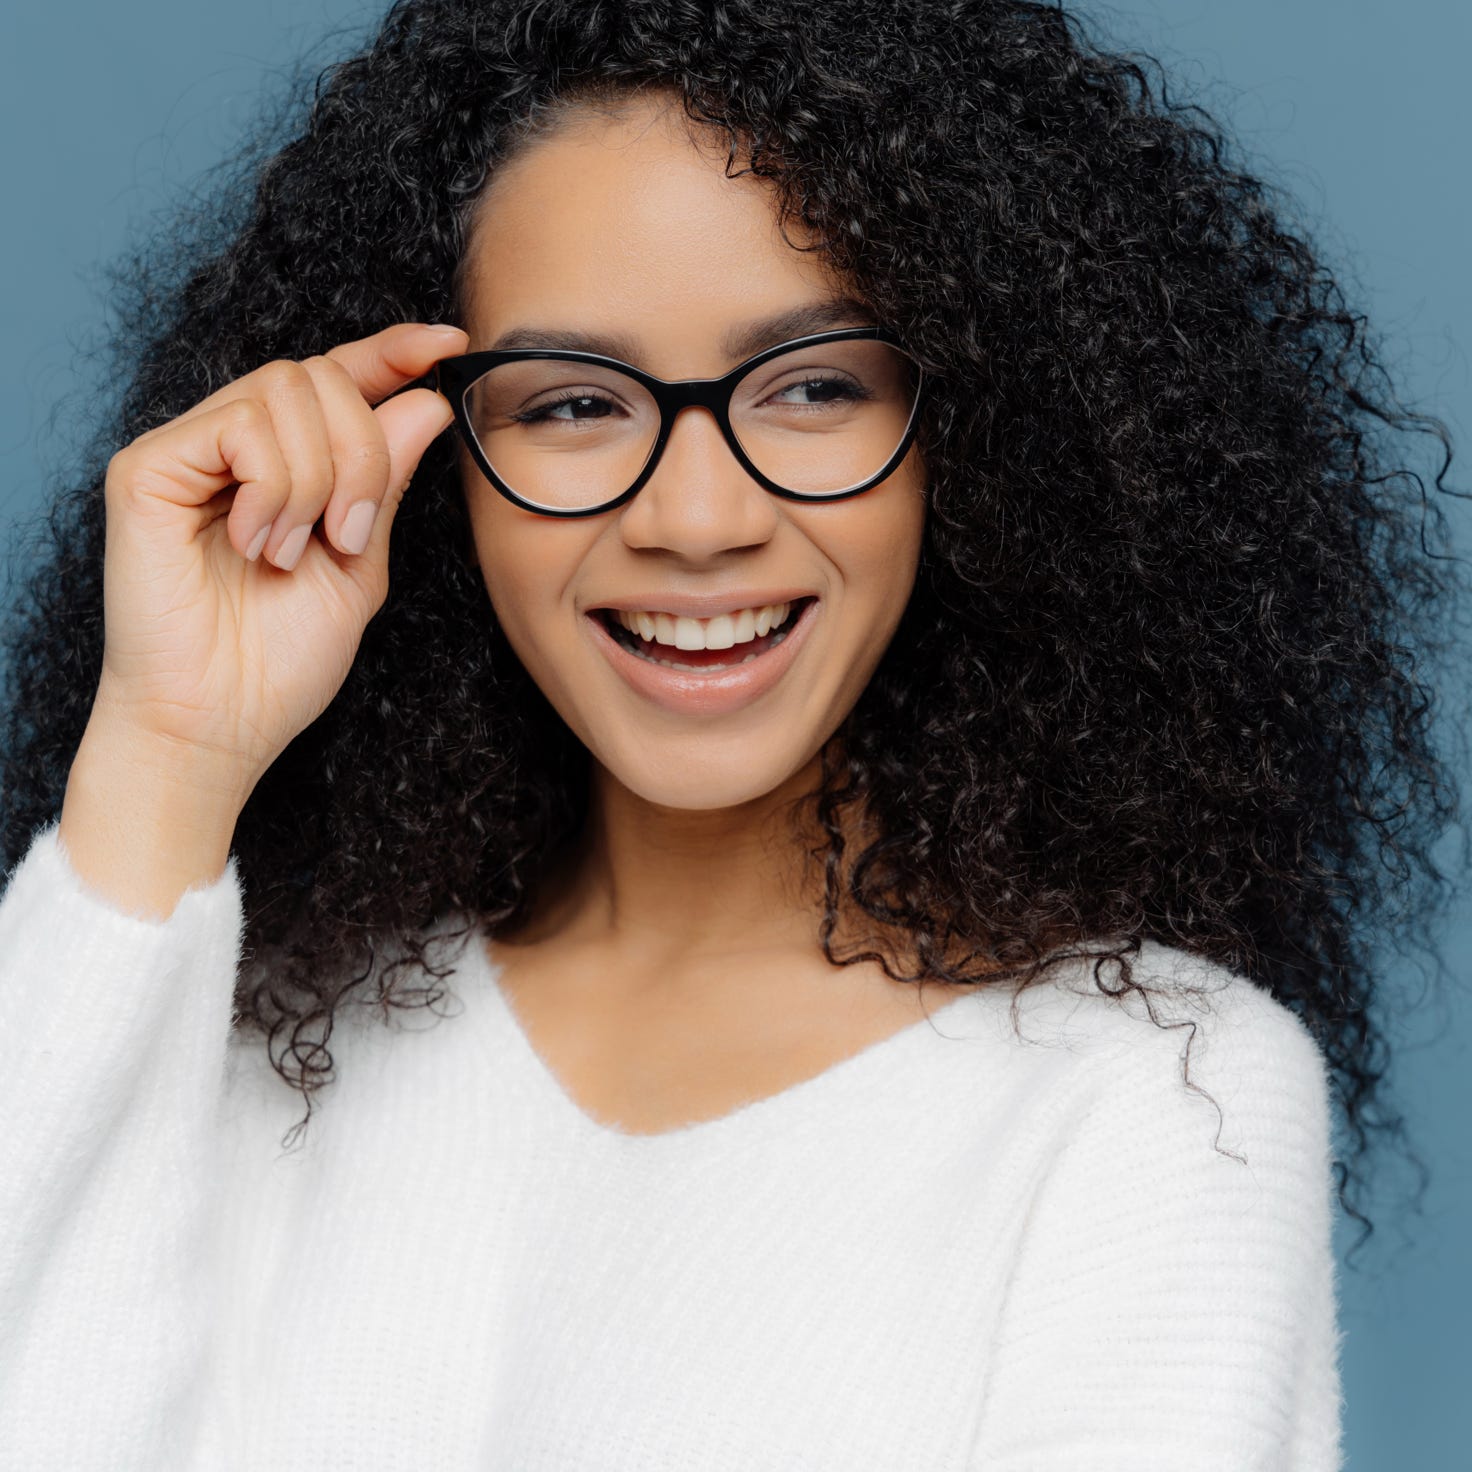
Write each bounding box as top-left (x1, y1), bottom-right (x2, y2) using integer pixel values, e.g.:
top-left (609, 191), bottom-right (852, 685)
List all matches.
top-left (2, 2), bottom-right (1467, 1461)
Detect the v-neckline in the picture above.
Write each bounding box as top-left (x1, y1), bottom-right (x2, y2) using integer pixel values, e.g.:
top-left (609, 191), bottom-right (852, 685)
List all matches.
top-left (463, 928), bottom-right (989, 1151)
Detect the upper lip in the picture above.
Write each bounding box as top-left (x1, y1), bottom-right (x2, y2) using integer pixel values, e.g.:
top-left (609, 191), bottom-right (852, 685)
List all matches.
top-left (587, 590), bottom-right (820, 619)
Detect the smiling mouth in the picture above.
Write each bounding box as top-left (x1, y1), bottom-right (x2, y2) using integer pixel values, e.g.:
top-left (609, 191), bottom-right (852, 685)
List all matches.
top-left (594, 597), bottom-right (816, 671)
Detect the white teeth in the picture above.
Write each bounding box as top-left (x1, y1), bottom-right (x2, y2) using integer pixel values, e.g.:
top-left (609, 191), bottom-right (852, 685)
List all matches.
top-left (613, 601), bottom-right (794, 650)
top-left (703, 613), bottom-right (737, 650)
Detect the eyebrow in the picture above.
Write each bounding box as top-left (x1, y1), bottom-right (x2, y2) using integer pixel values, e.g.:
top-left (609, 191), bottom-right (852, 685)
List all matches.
top-left (484, 297), bottom-right (878, 366)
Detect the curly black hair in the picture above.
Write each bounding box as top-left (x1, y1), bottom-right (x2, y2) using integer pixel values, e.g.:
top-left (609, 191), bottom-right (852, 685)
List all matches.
top-left (2, 0), bottom-right (1464, 1253)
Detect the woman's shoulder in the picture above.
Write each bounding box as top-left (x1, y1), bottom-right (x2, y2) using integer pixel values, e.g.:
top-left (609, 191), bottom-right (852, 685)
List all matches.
top-left (981, 938), bottom-right (1333, 1150)
top-left (1004, 936), bottom-right (1323, 1061)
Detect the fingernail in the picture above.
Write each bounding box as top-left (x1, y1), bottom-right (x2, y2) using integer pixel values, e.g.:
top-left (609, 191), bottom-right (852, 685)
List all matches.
top-left (340, 500), bottom-right (378, 556)
top-left (425, 324), bottom-right (464, 338)
top-left (245, 525), bottom-right (270, 562)
top-left (274, 524), bottom-right (311, 571)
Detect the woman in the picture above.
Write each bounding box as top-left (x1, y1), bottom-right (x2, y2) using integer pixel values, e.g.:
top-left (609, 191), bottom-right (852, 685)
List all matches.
top-left (0, 0), bottom-right (1461, 1466)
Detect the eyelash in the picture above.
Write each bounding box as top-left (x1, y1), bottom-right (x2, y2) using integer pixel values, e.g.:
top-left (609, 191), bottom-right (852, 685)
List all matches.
top-left (511, 374), bottom-right (873, 424)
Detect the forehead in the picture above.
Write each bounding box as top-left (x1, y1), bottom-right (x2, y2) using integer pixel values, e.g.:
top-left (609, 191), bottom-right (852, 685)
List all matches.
top-left (457, 96), bottom-right (847, 362)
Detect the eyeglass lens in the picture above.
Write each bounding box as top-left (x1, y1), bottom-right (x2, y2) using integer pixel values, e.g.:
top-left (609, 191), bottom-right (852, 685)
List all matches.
top-left (460, 339), bottom-right (920, 512)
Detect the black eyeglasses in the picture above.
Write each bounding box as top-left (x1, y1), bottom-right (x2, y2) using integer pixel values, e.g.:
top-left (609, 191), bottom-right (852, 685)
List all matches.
top-left (412, 326), bottom-right (926, 518)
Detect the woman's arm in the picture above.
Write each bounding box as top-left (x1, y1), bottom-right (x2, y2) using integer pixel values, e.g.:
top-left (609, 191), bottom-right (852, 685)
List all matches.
top-left (0, 790), bottom-right (247, 1469)
top-left (970, 970), bottom-right (1343, 1472)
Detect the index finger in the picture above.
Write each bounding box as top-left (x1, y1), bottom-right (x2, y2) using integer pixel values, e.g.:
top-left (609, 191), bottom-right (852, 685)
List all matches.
top-left (323, 321), bottom-right (470, 405)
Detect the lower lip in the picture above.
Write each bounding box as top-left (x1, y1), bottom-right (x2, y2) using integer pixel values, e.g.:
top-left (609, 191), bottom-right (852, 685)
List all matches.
top-left (586, 600), bottom-right (820, 717)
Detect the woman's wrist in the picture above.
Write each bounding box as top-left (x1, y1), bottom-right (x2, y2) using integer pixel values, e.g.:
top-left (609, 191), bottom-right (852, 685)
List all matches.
top-left (58, 712), bottom-right (250, 920)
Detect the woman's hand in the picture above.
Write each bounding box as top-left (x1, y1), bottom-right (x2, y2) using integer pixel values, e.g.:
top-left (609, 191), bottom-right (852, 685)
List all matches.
top-left (90, 321), bottom-right (467, 798)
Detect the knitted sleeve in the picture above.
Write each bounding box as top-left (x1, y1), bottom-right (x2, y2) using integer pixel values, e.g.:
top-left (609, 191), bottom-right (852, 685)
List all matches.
top-left (0, 819), bottom-right (247, 1471)
top-left (969, 970), bottom-right (1345, 1471)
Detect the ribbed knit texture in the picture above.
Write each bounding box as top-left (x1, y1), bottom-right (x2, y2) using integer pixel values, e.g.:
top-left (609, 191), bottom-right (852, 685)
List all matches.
top-left (0, 818), bottom-right (1344, 1469)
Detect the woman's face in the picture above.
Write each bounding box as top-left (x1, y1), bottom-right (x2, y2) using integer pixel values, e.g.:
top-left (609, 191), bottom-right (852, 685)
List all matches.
top-left (457, 95), bottom-right (925, 813)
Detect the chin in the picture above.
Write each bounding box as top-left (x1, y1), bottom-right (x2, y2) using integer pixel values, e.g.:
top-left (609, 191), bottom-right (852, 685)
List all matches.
top-left (594, 736), bottom-right (822, 815)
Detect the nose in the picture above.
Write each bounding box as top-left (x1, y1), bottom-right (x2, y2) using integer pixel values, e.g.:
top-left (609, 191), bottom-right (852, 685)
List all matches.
top-left (616, 405), bottom-right (780, 558)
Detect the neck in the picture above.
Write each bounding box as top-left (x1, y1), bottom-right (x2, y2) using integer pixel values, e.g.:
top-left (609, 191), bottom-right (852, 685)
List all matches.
top-left (527, 750), bottom-right (840, 969)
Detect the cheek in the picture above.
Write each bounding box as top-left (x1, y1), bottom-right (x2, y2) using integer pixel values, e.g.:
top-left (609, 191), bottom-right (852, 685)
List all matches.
top-left (862, 498), bottom-right (924, 584)
top-left (823, 460), bottom-right (926, 618)
top-left (463, 479), bottom-right (567, 660)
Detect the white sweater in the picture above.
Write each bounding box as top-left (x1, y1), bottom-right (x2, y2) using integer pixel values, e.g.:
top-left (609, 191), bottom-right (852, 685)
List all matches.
top-left (0, 818), bottom-right (1344, 1470)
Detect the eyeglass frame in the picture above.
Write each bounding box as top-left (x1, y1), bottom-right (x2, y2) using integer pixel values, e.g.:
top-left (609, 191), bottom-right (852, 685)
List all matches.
top-left (409, 325), bottom-right (927, 519)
